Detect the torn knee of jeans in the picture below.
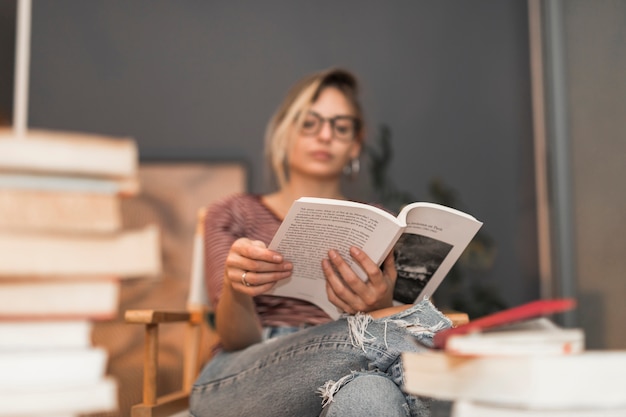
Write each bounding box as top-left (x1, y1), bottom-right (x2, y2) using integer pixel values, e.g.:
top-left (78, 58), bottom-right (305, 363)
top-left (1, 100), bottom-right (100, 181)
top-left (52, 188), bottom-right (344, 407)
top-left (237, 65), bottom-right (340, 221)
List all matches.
top-left (384, 316), bottom-right (450, 335)
top-left (382, 316), bottom-right (451, 348)
top-left (380, 301), bottom-right (453, 347)
top-left (318, 372), bottom-right (356, 407)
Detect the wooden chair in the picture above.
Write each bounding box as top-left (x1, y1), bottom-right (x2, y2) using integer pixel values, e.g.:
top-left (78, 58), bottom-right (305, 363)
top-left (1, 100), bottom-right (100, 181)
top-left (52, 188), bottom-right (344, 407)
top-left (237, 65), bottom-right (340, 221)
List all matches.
top-left (125, 209), bottom-right (470, 417)
top-left (125, 208), bottom-right (212, 417)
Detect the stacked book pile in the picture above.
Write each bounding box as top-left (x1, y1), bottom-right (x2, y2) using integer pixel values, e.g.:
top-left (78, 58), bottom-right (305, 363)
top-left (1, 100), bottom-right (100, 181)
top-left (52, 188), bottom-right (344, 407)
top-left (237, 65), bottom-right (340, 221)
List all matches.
top-left (0, 128), bottom-right (162, 417)
top-left (402, 299), bottom-right (626, 417)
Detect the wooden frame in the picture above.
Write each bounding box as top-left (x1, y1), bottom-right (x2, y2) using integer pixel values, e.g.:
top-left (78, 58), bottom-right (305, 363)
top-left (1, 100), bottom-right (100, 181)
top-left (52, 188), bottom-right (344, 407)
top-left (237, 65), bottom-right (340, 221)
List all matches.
top-left (125, 309), bottom-right (206, 417)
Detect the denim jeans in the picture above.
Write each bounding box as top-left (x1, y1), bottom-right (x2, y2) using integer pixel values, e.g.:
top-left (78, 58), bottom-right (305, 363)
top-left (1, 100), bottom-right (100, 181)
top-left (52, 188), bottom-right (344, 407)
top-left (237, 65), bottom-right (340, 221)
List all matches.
top-left (190, 299), bottom-right (452, 417)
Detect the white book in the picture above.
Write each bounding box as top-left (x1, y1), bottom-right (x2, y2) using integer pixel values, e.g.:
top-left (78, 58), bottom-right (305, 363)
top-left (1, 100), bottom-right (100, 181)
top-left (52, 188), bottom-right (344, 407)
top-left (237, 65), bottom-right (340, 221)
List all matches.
top-left (0, 347), bottom-right (107, 390)
top-left (453, 400), bottom-right (626, 417)
top-left (267, 197), bottom-right (482, 319)
top-left (0, 224), bottom-right (161, 278)
top-left (0, 188), bottom-right (123, 233)
top-left (0, 320), bottom-right (92, 349)
top-left (402, 350), bottom-right (626, 410)
top-left (444, 318), bottom-right (585, 356)
top-left (0, 127), bottom-right (137, 179)
top-left (0, 377), bottom-right (117, 416)
top-left (0, 279), bottom-right (119, 320)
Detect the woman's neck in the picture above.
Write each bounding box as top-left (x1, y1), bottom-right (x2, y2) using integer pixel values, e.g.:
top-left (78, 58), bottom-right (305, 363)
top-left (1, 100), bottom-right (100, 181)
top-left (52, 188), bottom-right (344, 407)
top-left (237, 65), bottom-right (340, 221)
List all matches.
top-left (262, 178), bottom-right (345, 219)
top-left (283, 177), bottom-right (344, 200)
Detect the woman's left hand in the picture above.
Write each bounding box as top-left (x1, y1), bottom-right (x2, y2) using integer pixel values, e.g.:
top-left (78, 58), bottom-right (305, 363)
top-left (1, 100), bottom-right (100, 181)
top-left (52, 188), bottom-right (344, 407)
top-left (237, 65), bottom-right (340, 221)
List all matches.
top-left (322, 247), bottom-right (397, 315)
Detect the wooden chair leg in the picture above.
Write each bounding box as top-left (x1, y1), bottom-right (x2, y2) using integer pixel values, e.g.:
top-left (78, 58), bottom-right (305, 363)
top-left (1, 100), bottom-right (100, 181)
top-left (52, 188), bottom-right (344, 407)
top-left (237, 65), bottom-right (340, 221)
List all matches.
top-left (144, 323), bottom-right (158, 406)
top-left (182, 309), bottom-right (205, 392)
top-left (182, 322), bottom-right (200, 392)
top-left (127, 310), bottom-right (195, 417)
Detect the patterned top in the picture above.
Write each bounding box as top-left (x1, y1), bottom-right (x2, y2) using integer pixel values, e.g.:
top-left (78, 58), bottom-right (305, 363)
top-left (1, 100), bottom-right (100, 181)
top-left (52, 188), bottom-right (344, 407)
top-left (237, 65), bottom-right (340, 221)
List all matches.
top-left (203, 193), bottom-right (332, 327)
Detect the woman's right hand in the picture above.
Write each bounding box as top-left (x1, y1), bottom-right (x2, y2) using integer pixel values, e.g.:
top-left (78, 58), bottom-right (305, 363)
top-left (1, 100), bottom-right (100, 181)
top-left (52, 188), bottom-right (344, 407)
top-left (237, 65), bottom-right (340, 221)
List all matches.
top-left (216, 238), bottom-right (292, 350)
top-left (224, 238), bottom-right (293, 295)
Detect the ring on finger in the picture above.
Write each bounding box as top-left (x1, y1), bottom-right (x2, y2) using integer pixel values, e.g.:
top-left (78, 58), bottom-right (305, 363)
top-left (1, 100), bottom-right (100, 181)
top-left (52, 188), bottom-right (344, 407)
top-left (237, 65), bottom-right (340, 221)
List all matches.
top-left (241, 271), bottom-right (251, 287)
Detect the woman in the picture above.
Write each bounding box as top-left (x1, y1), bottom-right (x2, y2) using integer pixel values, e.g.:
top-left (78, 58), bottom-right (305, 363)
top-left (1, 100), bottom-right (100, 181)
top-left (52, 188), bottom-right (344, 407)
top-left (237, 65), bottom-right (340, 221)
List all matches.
top-left (190, 68), bottom-right (451, 417)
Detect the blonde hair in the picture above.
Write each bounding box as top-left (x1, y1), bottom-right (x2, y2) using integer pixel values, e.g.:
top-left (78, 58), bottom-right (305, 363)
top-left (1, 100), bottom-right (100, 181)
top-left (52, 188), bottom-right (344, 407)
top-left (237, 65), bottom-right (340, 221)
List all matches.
top-left (264, 68), bottom-right (364, 188)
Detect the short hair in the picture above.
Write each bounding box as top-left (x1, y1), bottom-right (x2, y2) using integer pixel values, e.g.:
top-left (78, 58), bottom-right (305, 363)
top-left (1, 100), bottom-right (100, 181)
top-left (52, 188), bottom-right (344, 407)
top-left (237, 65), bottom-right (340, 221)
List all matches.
top-left (264, 68), bottom-right (364, 188)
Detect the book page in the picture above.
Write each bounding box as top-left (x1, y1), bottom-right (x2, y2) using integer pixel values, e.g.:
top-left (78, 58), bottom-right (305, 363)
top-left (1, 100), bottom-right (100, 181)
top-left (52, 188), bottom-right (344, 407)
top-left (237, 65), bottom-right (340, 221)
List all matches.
top-left (267, 197), bottom-right (404, 319)
top-left (392, 203), bottom-right (482, 305)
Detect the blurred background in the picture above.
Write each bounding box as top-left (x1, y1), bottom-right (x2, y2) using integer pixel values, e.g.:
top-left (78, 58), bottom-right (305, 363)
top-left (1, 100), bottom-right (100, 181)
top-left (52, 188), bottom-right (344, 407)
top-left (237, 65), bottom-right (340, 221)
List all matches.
top-left (0, 0), bottom-right (624, 350)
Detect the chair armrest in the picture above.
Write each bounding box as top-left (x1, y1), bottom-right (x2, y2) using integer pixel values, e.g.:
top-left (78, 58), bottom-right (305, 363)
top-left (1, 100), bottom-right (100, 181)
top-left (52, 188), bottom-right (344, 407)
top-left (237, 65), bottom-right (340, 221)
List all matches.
top-left (442, 310), bottom-right (470, 327)
top-left (125, 308), bottom-right (207, 410)
top-left (125, 309), bottom-right (204, 325)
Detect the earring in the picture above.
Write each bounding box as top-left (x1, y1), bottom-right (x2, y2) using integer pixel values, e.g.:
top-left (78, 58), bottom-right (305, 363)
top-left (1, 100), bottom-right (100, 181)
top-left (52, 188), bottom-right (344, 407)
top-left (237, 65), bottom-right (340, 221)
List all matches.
top-left (343, 158), bottom-right (360, 179)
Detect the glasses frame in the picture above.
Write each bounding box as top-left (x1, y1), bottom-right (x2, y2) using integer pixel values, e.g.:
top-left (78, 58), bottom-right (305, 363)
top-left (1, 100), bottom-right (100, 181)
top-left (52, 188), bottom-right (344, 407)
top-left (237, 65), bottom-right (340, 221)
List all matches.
top-left (300, 111), bottom-right (361, 143)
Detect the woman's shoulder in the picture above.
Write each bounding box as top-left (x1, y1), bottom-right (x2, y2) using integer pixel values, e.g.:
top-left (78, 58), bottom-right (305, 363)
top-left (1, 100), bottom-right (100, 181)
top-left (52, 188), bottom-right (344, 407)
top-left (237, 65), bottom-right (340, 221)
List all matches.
top-left (205, 193), bottom-right (284, 223)
top-left (210, 192), bottom-right (261, 206)
top-left (204, 193), bottom-right (281, 240)
top-left (205, 193), bottom-right (264, 214)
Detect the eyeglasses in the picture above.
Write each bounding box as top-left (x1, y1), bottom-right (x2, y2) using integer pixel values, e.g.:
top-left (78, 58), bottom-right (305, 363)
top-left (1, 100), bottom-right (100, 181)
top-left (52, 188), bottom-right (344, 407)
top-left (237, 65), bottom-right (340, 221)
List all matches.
top-left (300, 111), bottom-right (360, 142)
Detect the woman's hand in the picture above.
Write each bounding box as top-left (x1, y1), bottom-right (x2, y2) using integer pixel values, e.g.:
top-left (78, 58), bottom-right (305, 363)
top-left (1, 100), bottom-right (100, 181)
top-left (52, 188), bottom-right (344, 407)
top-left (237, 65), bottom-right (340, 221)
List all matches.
top-left (322, 247), bottom-right (397, 315)
top-left (216, 238), bottom-right (293, 351)
top-left (224, 238), bottom-right (293, 295)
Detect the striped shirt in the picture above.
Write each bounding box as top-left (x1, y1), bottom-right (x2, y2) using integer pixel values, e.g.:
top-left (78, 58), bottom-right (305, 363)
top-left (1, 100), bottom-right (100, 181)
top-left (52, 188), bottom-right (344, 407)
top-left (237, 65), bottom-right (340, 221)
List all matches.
top-left (203, 193), bottom-right (332, 327)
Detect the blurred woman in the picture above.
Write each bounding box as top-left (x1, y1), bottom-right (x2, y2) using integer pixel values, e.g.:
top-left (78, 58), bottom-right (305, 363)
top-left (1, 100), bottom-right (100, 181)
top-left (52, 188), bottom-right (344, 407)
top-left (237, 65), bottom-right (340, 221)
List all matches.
top-left (190, 68), bottom-right (451, 417)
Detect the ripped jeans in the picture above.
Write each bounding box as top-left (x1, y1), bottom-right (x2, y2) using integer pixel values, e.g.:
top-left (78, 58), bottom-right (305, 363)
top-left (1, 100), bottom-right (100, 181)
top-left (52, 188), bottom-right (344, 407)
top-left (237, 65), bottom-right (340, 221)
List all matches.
top-left (190, 300), bottom-right (451, 417)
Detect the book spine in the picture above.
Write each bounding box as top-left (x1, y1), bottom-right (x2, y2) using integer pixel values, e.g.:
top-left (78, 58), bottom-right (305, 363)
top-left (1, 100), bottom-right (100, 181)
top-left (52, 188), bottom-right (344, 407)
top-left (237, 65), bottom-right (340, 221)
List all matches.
top-left (0, 173), bottom-right (139, 195)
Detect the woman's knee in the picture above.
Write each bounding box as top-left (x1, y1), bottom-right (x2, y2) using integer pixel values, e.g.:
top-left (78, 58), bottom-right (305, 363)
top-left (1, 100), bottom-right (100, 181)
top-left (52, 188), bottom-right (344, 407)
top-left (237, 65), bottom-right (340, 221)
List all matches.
top-left (320, 373), bottom-right (410, 417)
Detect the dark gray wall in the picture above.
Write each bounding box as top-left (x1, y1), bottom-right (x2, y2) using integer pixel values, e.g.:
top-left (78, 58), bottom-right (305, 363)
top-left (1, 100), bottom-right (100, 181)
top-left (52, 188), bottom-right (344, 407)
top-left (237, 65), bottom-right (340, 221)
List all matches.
top-left (0, 0), bottom-right (15, 124)
top-left (1, 0), bottom-right (539, 311)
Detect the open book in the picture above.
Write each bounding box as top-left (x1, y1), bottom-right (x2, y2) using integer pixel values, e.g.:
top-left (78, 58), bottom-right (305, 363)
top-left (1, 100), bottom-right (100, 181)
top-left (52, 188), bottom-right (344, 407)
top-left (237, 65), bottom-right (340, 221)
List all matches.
top-left (267, 197), bottom-right (483, 319)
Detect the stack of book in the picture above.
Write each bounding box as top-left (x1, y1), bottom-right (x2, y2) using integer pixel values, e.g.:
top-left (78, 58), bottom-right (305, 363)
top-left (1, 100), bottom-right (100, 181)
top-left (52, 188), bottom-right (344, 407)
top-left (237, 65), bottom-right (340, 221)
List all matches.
top-left (402, 299), bottom-right (626, 417)
top-left (0, 128), bottom-right (162, 417)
